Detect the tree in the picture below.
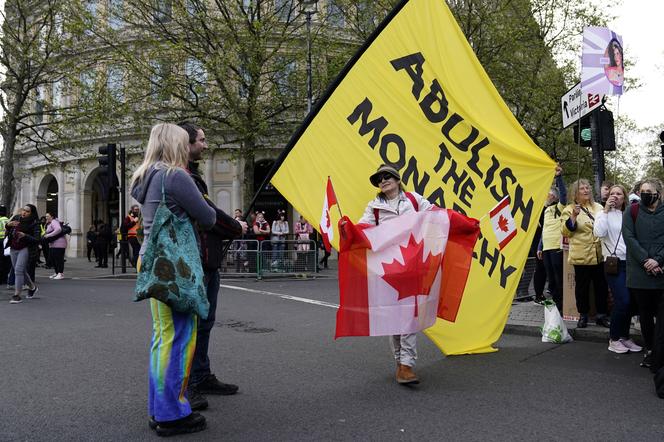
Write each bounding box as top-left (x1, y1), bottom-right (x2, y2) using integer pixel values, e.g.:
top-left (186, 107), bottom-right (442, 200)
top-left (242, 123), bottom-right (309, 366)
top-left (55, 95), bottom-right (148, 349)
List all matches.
top-left (71, 0), bottom-right (317, 208)
top-left (0, 0), bottom-right (104, 208)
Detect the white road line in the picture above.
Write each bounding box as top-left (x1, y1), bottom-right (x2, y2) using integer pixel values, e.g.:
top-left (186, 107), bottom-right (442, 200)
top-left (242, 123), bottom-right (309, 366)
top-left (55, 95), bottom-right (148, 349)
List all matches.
top-left (220, 284), bottom-right (339, 309)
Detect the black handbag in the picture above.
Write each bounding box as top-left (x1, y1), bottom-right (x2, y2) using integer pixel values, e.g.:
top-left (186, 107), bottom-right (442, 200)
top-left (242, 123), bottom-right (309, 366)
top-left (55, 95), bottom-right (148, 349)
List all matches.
top-left (603, 232), bottom-right (621, 275)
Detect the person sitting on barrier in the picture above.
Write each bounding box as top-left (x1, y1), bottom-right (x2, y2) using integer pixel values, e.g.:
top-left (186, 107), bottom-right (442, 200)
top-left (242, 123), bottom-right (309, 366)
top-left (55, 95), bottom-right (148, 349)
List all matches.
top-left (271, 210), bottom-right (289, 269)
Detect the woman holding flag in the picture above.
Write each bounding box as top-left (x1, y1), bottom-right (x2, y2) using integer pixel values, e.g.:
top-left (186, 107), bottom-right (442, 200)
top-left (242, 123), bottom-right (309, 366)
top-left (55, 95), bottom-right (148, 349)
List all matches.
top-left (358, 164), bottom-right (433, 385)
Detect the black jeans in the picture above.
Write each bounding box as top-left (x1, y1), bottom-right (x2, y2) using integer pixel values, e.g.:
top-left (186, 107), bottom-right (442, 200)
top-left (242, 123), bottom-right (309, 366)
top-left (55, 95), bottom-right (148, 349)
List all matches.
top-left (96, 242), bottom-right (109, 267)
top-left (533, 256), bottom-right (546, 297)
top-left (573, 264), bottom-right (608, 316)
top-left (191, 269), bottom-right (220, 386)
top-left (543, 250), bottom-right (564, 312)
top-left (129, 237), bottom-right (141, 267)
top-left (632, 289), bottom-right (664, 370)
top-left (49, 247), bottom-right (65, 274)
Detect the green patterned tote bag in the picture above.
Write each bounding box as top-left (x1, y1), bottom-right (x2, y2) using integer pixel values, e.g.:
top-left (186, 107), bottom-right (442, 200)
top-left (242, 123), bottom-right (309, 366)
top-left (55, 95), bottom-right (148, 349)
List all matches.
top-left (134, 174), bottom-right (209, 319)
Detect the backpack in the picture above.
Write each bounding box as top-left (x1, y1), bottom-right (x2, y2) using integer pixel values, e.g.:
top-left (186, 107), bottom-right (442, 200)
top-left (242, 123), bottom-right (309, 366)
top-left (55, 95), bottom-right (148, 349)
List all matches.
top-left (630, 202), bottom-right (639, 223)
top-left (373, 192), bottom-right (419, 225)
top-left (61, 223), bottom-right (72, 235)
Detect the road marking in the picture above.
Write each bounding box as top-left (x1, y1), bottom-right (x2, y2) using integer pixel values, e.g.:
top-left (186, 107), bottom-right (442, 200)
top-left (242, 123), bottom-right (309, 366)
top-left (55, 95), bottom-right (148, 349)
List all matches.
top-left (220, 284), bottom-right (339, 309)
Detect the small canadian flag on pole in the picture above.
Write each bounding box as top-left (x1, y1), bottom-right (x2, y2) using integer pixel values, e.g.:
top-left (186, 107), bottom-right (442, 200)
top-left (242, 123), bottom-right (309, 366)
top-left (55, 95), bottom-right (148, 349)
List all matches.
top-left (489, 196), bottom-right (517, 250)
top-left (319, 177), bottom-right (338, 252)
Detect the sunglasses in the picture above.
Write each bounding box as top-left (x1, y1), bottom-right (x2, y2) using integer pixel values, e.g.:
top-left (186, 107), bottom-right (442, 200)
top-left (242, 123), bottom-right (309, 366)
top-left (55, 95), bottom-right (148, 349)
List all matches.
top-left (378, 173), bottom-right (396, 182)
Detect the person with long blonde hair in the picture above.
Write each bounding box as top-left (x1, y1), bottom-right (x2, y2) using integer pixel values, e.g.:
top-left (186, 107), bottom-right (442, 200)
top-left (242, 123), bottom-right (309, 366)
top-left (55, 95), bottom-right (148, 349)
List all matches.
top-left (561, 179), bottom-right (609, 328)
top-left (131, 123), bottom-right (216, 436)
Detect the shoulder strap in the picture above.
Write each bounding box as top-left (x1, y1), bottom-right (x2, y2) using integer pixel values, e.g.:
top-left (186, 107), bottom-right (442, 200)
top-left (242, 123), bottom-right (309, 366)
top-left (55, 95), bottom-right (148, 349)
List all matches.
top-left (580, 206), bottom-right (595, 222)
top-left (160, 172), bottom-right (166, 203)
top-left (405, 192), bottom-right (419, 211)
top-left (373, 208), bottom-right (379, 226)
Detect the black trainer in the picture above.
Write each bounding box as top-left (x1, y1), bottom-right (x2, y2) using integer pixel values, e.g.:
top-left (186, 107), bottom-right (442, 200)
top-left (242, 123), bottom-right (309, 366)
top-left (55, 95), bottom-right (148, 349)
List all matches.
top-left (641, 351), bottom-right (653, 369)
top-left (192, 374), bottom-right (239, 396)
top-left (186, 388), bottom-right (209, 411)
top-left (154, 413), bottom-right (206, 437)
top-left (595, 316), bottom-right (610, 328)
top-left (577, 315), bottom-right (588, 328)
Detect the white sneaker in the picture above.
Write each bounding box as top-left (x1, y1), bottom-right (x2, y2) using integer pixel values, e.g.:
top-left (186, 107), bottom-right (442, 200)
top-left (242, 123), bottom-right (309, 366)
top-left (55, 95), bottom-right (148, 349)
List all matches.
top-left (53, 273), bottom-right (64, 280)
top-left (49, 274), bottom-right (57, 279)
top-left (608, 339), bottom-right (629, 354)
top-left (619, 338), bottom-right (643, 353)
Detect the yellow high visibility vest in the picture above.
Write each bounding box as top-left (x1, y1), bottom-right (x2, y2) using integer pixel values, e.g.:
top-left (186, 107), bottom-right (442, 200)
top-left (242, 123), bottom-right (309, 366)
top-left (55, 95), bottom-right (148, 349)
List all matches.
top-left (0, 216), bottom-right (8, 240)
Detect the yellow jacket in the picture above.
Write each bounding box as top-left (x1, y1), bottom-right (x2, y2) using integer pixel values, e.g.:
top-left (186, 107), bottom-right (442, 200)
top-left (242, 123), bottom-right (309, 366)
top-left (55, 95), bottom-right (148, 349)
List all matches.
top-left (560, 202), bottom-right (603, 265)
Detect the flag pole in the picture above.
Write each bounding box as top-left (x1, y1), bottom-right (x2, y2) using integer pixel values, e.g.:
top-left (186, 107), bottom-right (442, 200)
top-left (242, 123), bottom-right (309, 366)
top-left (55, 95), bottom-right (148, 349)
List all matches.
top-left (329, 176), bottom-right (344, 219)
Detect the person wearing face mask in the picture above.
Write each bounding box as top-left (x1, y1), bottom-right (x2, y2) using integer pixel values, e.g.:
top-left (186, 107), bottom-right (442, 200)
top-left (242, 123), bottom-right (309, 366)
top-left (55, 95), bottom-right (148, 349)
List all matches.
top-left (594, 184), bottom-right (642, 354)
top-left (537, 165), bottom-right (567, 312)
top-left (622, 178), bottom-right (664, 381)
top-left (561, 179), bottom-right (610, 329)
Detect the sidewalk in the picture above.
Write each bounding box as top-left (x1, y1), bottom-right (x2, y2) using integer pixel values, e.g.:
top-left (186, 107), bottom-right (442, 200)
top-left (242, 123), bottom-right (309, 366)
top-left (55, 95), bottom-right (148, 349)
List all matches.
top-left (47, 256), bottom-right (620, 344)
top-left (35, 256), bottom-right (137, 280)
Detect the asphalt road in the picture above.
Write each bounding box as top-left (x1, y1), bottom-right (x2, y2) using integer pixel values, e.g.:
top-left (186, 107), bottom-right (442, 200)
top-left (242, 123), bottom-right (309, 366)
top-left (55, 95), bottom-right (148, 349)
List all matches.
top-left (1, 276), bottom-right (662, 441)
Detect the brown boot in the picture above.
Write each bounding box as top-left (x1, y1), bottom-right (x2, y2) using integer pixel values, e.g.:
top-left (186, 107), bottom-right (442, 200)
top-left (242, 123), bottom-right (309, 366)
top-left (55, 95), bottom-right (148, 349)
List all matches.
top-left (396, 364), bottom-right (420, 385)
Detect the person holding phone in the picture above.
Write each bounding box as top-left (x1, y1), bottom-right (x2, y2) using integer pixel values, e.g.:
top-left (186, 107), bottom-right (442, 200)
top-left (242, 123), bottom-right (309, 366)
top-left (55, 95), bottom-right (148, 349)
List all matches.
top-left (561, 179), bottom-right (609, 328)
top-left (594, 184), bottom-right (642, 353)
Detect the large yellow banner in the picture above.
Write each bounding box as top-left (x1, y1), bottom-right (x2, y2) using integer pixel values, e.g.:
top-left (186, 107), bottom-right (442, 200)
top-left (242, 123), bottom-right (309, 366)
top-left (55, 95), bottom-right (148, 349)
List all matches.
top-left (271, 0), bottom-right (555, 354)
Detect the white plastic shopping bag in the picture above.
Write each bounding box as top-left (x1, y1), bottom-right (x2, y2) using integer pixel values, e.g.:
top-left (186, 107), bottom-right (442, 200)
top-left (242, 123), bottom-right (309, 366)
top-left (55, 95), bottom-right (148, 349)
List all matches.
top-left (541, 300), bottom-right (573, 343)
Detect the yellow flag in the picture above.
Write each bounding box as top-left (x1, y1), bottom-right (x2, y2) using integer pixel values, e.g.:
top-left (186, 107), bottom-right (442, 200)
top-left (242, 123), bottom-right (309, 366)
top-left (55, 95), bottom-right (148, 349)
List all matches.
top-left (271, 0), bottom-right (555, 354)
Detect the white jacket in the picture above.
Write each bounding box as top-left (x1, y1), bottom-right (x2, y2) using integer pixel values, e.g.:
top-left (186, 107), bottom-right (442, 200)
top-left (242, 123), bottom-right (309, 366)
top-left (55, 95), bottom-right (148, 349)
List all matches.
top-left (593, 209), bottom-right (627, 260)
top-left (358, 191), bottom-right (433, 225)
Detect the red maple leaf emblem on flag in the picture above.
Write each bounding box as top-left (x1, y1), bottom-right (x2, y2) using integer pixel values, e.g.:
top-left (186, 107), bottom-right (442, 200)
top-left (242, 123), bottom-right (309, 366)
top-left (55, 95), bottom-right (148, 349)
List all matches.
top-left (498, 214), bottom-right (509, 232)
top-left (381, 234), bottom-right (442, 318)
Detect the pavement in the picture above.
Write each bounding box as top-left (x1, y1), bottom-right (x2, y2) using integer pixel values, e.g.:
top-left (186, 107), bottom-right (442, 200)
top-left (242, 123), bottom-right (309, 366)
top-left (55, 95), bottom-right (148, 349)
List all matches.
top-left (44, 255), bottom-right (621, 345)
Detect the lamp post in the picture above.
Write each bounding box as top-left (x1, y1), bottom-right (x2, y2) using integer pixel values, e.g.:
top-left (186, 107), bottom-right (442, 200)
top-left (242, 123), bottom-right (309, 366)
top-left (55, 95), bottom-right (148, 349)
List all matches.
top-left (300, 0), bottom-right (318, 115)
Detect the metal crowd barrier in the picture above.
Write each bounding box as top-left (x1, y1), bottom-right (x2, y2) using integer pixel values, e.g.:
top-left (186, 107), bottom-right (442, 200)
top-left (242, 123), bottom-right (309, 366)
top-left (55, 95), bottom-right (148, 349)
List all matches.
top-left (220, 239), bottom-right (260, 277)
top-left (219, 239), bottom-right (319, 278)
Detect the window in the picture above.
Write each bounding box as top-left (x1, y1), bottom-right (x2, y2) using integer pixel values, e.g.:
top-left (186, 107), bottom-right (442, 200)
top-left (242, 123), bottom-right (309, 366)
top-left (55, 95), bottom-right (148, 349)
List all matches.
top-left (275, 59), bottom-right (296, 97)
top-left (35, 86), bottom-right (45, 125)
top-left (80, 71), bottom-right (96, 100)
top-left (185, 57), bottom-right (207, 99)
top-left (274, 0), bottom-right (294, 21)
top-left (327, 1), bottom-right (344, 27)
top-left (107, 66), bottom-right (124, 101)
top-left (238, 64), bottom-right (251, 99)
top-left (154, 0), bottom-right (172, 23)
top-left (52, 80), bottom-right (64, 108)
top-left (108, 0), bottom-right (123, 30)
top-left (150, 60), bottom-right (171, 101)
top-left (186, 0), bottom-right (205, 15)
top-left (84, 0), bottom-right (97, 35)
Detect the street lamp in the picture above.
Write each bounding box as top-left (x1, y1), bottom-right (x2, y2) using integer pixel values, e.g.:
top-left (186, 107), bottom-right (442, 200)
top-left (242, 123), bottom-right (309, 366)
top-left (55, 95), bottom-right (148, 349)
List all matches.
top-left (300, 0), bottom-right (318, 115)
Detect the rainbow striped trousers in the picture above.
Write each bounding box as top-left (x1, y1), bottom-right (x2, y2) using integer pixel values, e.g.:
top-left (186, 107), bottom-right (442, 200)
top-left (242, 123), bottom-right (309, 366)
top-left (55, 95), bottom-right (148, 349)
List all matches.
top-left (148, 299), bottom-right (198, 422)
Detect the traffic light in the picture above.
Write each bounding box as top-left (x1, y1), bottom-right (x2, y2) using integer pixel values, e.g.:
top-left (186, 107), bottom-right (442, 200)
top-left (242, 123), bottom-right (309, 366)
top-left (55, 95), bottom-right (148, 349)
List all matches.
top-left (573, 114), bottom-right (592, 147)
top-left (572, 108), bottom-right (615, 151)
top-left (98, 143), bottom-right (117, 188)
top-left (597, 108), bottom-right (615, 151)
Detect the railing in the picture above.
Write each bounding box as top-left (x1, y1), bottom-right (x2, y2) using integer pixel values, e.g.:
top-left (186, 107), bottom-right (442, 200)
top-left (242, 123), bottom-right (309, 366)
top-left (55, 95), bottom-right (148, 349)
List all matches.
top-left (220, 239), bottom-right (319, 279)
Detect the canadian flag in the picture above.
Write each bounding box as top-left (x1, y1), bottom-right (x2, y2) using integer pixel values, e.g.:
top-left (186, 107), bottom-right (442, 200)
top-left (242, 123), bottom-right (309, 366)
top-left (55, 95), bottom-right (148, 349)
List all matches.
top-left (335, 208), bottom-right (479, 338)
top-left (489, 196), bottom-right (517, 250)
top-left (319, 177), bottom-right (338, 252)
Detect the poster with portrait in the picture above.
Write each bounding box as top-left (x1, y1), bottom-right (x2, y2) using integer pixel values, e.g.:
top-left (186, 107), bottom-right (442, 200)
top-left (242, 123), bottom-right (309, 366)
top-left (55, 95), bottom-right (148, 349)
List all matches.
top-left (581, 27), bottom-right (624, 96)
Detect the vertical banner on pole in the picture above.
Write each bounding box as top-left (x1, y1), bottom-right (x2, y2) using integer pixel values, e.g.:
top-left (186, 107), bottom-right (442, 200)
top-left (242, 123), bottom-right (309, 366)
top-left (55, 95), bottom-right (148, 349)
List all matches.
top-left (581, 27), bottom-right (624, 97)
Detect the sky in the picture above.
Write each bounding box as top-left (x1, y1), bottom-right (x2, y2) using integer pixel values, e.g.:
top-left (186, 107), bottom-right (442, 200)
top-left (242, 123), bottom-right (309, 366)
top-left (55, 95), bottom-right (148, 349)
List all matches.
top-left (610, 0), bottom-right (664, 129)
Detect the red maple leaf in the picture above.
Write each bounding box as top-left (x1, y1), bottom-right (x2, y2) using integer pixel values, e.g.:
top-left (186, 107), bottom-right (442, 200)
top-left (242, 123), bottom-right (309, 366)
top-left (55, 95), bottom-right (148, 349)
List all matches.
top-left (381, 234), bottom-right (442, 318)
top-left (498, 214), bottom-right (509, 232)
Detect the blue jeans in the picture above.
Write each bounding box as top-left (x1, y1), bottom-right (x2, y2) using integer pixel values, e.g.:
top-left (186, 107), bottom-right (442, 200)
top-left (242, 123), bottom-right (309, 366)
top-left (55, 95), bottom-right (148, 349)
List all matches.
top-left (190, 269), bottom-right (220, 386)
top-left (605, 260), bottom-right (631, 340)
